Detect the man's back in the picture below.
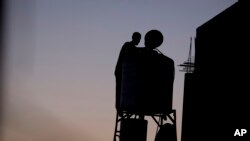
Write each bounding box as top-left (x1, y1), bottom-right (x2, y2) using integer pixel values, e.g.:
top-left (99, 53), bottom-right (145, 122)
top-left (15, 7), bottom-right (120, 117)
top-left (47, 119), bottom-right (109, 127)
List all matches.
top-left (115, 41), bottom-right (137, 77)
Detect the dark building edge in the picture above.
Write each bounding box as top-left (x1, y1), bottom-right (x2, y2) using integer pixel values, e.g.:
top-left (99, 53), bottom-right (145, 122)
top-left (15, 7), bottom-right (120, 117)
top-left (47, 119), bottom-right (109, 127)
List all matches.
top-left (182, 0), bottom-right (249, 141)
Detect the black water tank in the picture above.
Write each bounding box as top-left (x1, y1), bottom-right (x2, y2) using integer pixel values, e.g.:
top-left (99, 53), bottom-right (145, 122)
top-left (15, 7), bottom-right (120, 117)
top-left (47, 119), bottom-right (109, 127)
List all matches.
top-left (120, 52), bottom-right (174, 114)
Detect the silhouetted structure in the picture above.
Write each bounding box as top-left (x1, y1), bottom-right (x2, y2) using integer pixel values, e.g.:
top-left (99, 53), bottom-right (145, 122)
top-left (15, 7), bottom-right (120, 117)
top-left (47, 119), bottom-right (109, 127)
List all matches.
top-left (181, 1), bottom-right (249, 141)
top-left (113, 30), bottom-right (177, 141)
top-left (179, 37), bottom-right (195, 73)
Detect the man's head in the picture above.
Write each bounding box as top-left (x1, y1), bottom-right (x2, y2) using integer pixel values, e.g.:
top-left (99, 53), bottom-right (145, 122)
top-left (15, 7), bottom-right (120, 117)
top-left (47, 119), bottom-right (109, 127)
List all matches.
top-left (144, 30), bottom-right (163, 49)
top-left (131, 32), bottom-right (141, 45)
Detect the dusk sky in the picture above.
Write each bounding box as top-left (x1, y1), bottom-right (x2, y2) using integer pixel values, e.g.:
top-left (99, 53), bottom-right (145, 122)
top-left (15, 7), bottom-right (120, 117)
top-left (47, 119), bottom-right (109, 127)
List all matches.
top-left (3, 0), bottom-right (237, 141)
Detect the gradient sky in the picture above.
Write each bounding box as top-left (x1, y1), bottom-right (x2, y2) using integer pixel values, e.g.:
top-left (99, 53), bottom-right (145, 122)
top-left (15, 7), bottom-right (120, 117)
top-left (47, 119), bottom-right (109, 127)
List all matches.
top-left (3, 0), bottom-right (237, 141)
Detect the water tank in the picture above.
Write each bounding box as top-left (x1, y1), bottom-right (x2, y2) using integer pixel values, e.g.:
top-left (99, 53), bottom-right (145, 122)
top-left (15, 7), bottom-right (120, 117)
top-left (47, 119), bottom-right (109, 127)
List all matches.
top-left (120, 51), bottom-right (174, 114)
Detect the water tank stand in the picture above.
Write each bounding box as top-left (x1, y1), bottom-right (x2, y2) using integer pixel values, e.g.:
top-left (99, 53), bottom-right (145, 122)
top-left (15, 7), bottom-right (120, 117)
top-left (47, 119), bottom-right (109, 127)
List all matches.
top-left (113, 110), bottom-right (176, 141)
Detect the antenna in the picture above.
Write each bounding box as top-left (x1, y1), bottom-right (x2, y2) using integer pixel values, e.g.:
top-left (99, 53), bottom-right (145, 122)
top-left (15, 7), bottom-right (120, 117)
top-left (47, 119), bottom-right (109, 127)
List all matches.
top-left (179, 37), bottom-right (195, 73)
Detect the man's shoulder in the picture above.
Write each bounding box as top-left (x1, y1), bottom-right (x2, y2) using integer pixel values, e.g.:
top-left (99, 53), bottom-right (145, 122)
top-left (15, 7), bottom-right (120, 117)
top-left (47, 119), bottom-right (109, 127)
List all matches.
top-left (121, 42), bottom-right (134, 50)
top-left (122, 41), bottom-right (133, 47)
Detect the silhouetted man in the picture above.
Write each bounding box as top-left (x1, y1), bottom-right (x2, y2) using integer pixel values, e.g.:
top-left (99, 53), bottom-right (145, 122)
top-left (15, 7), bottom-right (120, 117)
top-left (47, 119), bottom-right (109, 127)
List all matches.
top-left (115, 32), bottom-right (141, 111)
